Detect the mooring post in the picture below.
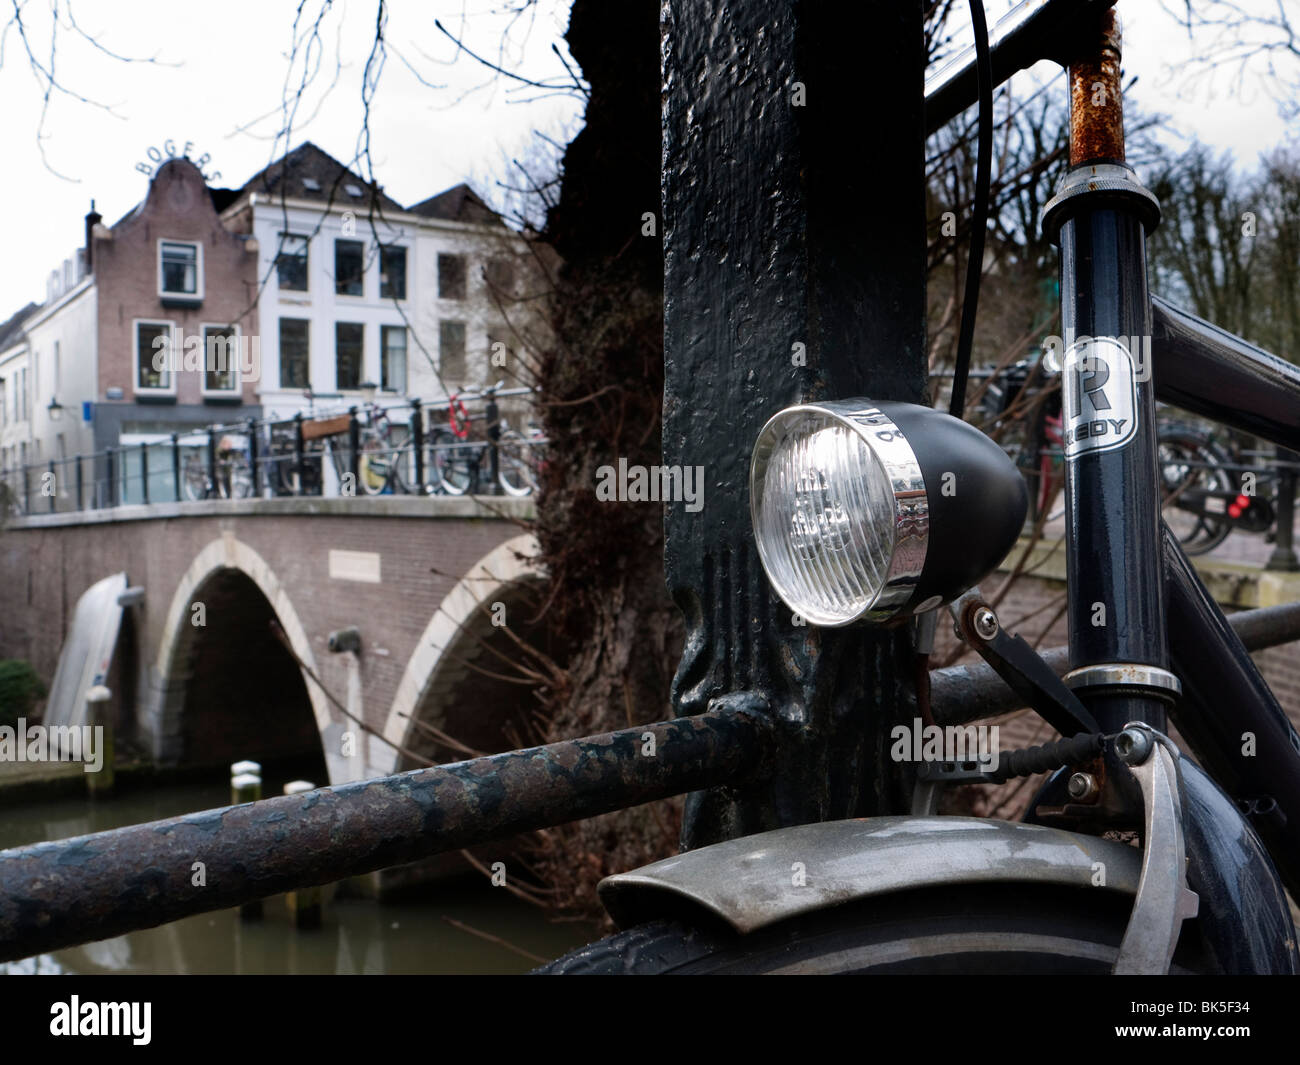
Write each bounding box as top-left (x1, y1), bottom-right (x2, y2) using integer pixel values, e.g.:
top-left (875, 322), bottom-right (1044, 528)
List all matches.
top-left (85, 685), bottom-right (114, 796)
top-left (660, 2), bottom-right (928, 845)
top-left (283, 780), bottom-right (322, 929)
top-left (231, 761), bottom-right (264, 920)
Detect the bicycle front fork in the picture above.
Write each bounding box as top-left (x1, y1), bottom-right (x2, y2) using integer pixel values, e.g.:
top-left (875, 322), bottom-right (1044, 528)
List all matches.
top-left (1042, 9), bottom-right (1177, 734)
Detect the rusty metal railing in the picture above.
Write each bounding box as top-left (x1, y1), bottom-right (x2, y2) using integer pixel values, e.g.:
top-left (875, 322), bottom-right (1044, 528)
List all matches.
top-left (0, 707), bottom-right (773, 963)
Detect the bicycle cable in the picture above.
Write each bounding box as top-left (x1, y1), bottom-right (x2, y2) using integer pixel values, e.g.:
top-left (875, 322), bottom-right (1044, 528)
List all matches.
top-left (947, 0), bottom-right (993, 422)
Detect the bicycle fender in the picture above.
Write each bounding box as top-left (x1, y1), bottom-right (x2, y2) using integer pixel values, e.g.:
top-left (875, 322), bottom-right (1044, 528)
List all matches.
top-left (598, 816), bottom-right (1140, 935)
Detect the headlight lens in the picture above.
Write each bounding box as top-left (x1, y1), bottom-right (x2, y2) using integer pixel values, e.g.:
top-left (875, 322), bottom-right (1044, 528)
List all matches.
top-left (750, 402), bottom-right (927, 626)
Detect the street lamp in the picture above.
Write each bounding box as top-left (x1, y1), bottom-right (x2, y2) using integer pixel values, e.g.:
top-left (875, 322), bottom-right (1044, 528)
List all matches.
top-left (47, 398), bottom-right (63, 422)
top-left (360, 381), bottom-right (377, 405)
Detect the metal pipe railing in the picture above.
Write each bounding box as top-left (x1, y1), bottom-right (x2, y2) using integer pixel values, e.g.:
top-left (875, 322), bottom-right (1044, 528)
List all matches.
top-left (0, 706), bottom-right (773, 963)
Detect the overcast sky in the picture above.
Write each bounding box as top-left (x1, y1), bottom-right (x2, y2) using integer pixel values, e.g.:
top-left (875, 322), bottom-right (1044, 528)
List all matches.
top-left (0, 0), bottom-right (583, 311)
top-left (0, 0), bottom-right (1294, 314)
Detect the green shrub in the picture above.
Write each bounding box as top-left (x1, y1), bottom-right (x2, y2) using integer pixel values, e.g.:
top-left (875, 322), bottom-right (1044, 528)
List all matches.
top-left (0, 660), bottom-right (46, 726)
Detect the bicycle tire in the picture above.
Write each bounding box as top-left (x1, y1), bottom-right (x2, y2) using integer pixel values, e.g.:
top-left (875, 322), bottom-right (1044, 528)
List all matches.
top-left (496, 429), bottom-right (536, 496)
top-left (182, 456), bottom-right (208, 502)
top-left (535, 882), bottom-right (1214, 975)
top-left (226, 454), bottom-right (254, 499)
top-left (358, 437), bottom-right (389, 496)
top-left (429, 428), bottom-right (474, 496)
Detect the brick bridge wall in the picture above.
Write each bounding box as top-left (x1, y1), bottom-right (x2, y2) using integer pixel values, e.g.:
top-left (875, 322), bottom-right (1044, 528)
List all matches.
top-left (0, 497), bottom-right (537, 785)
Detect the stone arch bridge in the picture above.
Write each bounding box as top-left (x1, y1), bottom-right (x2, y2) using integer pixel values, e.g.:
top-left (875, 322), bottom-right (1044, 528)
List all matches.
top-left (0, 497), bottom-right (550, 787)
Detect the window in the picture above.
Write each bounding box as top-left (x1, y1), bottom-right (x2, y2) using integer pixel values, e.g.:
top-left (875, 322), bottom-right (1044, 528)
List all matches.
top-left (159, 241), bottom-right (201, 298)
top-left (380, 245), bottom-right (407, 300)
top-left (438, 254), bottom-right (466, 300)
top-left (439, 320), bottom-right (466, 382)
top-left (336, 322), bottom-right (364, 391)
top-left (485, 257), bottom-right (517, 296)
top-left (335, 239), bottom-right (364, 296)
top-left (279, 319), bottom-right (310, 389)
top-left (0, 380), bottom-right (6, 427)
top-left (276, 234), bottom-right (309, 292)
top-left (202, 325), bottom-right (240, 394)
top-left (136, 321), bottom-right (174, 392)
top-left (381, 325), bottom-right (407, 393)
top-left (53, 341), bottom-right (60, 393)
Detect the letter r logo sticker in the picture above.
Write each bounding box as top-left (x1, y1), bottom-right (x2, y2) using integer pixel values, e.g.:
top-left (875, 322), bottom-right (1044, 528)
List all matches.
top-left (1074, 355), bottom-right (1111, 411)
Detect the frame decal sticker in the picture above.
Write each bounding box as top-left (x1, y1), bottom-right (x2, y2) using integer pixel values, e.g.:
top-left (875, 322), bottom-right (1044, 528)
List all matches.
top-left (1061, 337), bottom-right (1139, 458)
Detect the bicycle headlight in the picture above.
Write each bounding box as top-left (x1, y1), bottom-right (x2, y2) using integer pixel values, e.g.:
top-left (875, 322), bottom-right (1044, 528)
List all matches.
top-left (750, 399), bottom-right (1027, 626)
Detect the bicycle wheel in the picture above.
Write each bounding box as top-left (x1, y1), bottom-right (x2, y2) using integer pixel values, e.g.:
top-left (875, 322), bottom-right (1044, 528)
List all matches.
top-left (182, 455), bottom-right (208, 501)
top-left (357, 437), bottom-right (390, 496)
top-left (536, 883), bottom-right (1214, 975)
top-left (226, 454), bottom-right (254, 498)
top-left (429, 429), bottom-right (474, 496)
top-left (1158, 426), bottom-right (1233, 556)
top-left (496, 429), bottom-right (537, 496)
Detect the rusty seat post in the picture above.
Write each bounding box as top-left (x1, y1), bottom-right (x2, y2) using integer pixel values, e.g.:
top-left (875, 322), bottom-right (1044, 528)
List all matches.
top-left (1068, 7), bottom-right (1126, 167)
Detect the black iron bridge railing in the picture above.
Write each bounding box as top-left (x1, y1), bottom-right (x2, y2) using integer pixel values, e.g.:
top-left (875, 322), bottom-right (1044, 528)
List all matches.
top-left (0, 385), bottom-right (543, 517)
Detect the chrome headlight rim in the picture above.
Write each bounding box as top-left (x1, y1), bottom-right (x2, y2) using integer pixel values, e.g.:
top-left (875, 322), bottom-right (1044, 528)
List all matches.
top-left (749, 400), bottom-right (930, 627)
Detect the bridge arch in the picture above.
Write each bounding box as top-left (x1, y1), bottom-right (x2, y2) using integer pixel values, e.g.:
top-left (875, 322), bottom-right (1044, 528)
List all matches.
top-left (152, 532), bottom-right (331, 768)
top-left (382, 533), bottom-right (546, 773)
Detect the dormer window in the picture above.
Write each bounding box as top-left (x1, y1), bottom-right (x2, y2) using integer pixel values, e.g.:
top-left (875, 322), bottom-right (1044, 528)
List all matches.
top-left (344, 183), bottom-right (363, 199)
top-left (159, 240), bottom-right (203, 302)
top-left (303, 178), bottom-right (322, 192)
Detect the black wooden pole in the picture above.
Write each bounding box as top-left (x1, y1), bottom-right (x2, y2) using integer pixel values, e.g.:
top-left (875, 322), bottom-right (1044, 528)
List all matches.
top-left (348, 406), bottom-right (361, 488)
top-left (661, 2), bottom-right (928, 845)
top-left (247, 417), bottom-right (261, 498)
top-left (207, 427), bottom-right (219, 500)
top-left (172, 432), bottom-right (181, 501)
top-left (293, 412), bottom-right (305, 496)
top-left (411, 398), bottom-right (424, 491)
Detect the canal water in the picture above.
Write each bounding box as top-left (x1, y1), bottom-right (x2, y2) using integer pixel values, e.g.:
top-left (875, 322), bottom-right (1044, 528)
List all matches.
top-left (0, 780), bottom-right (593, 974)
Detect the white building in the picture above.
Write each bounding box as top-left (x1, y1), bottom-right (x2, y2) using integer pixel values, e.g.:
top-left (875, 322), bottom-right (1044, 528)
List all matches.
top-left (219, 143), bottom-right (540, 426)
top-left (0, 303), bottom-right (39, 482)
top-left (23, 266), bottom-right (98, 472)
